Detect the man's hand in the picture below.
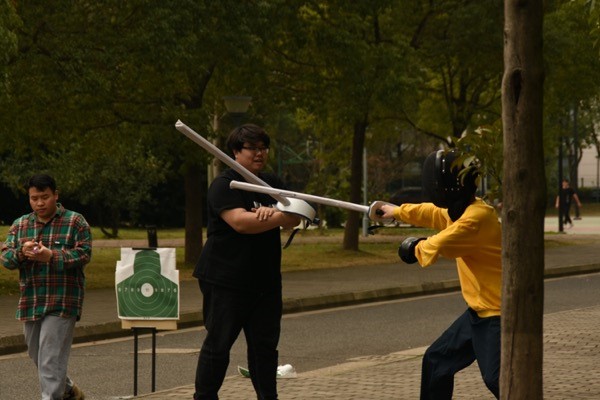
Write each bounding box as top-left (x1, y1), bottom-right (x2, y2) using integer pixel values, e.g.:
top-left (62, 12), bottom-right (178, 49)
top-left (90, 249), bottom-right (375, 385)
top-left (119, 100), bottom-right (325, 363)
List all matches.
top-left (22, 241), bottom-right (53, 263)
top-left (367, 201), bottom-right (397, 224)
top-left (252, 205), bottom-right (276, 221)
top-left (379, 204), bottom-right (399, 220)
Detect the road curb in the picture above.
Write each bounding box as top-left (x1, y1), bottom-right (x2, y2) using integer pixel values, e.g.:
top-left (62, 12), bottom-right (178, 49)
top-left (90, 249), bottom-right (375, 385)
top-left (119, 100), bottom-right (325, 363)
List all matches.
top-left (543, 263), bottom-right (600, 278)
top-left (2, 264), bottom-right (600, 356)
top-left (0, 281), bottom-right (461, 356)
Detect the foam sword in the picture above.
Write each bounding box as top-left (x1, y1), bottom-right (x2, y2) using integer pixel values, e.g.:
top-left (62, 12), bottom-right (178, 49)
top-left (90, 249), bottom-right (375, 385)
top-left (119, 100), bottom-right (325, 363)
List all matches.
top-left (175, 120), bottom-right (391, 222)
top-left (174, 120), bottom-right (317, 221)
top-left (229, 180), bottom-right (392, 222)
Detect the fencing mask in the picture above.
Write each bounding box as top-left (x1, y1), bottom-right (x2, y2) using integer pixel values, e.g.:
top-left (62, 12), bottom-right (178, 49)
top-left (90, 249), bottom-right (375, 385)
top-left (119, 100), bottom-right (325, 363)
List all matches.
top-left (422, 149), bottom-right (479, 221)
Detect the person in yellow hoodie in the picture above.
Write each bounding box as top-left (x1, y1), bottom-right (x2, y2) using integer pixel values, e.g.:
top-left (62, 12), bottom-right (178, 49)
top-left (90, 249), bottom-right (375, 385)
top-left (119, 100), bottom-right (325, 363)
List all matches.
top-left (377, 149), bottom-right (501, 400)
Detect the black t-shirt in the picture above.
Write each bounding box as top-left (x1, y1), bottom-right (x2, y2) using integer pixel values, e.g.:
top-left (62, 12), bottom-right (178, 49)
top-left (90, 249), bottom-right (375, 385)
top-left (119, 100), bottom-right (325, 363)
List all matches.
top-left (194, 169), bottom-right (284, 292)
top-left (561, 187), bottom-right (575, 206)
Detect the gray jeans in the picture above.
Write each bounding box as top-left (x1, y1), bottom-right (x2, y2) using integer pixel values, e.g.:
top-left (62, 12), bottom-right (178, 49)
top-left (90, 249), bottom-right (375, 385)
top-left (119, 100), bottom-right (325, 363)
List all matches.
top-left (24, 315), bottom-right (77, 400)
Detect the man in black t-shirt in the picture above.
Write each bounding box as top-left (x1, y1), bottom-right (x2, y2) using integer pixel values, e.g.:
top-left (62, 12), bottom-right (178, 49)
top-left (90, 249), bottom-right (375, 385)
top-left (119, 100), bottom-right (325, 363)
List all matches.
top-left (193, 124), bottom-right (301, 400)
top-left (555, 179), bottom-right (582, 228)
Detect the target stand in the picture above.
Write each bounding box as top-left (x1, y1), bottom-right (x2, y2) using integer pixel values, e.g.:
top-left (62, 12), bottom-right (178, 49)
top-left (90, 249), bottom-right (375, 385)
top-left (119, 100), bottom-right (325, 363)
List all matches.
top-left (122, 319), bottom-right (177, 395)
top-left (115, 247), bottom-right (180, 396)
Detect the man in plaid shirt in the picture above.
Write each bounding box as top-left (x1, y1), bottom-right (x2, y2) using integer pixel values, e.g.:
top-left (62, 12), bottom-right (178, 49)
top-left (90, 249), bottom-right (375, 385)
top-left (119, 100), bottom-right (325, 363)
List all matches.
top-left (1, 174), bottom-right (91, 400)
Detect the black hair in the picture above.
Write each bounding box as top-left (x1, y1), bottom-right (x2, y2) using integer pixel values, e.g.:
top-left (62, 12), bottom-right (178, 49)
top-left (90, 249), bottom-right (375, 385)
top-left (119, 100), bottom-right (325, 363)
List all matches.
top-left (226, 124), bottom-right (270, 157)
top-left (26, 174), bottom-right (57, 193)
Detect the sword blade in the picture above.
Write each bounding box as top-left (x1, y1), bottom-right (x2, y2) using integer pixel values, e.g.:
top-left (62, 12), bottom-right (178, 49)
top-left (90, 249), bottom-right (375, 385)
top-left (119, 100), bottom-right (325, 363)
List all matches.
top-left (175, 120), bottom-right (290, 205)
top-left (230, 181), bottom-right (369, 214)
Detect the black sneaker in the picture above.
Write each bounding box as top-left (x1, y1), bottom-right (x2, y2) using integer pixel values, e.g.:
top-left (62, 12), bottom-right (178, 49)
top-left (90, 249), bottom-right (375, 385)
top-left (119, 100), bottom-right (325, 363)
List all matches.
top-left (63, 383), bottom-right (85, 400)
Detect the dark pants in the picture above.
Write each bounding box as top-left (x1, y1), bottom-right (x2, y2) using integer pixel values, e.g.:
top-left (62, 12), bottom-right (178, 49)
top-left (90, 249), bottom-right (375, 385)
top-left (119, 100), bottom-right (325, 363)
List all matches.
top-left (420, 308), bottom-right (500, 400)
top-left (194, 281), bottom-right (282, 400)
top-left (561, 205), bottom-right (572, 225)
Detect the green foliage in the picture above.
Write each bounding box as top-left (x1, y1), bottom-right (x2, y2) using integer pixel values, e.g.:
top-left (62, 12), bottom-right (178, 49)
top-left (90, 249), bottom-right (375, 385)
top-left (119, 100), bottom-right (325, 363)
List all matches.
top-left (0, 0), bottom-right (598, 236)
top-left (52, 130), bottom-right (169, 224)
top-left (452, 0), bottom-right (600, 202)
top-left (0, 0), bottom-right (19, 75)
top-left (456, 124), bottom-right (504, 201)
top-left (260, 1), bottom-right (423, 229)
top-left (543, 0), bottom-right (600, 187)
top-left (544, 0), bottom-right (600, 111)
top-left (408, 0), bottom-right (504, 140)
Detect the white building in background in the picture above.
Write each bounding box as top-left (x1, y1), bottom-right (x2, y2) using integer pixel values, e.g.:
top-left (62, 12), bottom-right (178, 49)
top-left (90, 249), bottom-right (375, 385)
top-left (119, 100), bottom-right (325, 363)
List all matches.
top-left (578, 145), bottom-right (599, 188)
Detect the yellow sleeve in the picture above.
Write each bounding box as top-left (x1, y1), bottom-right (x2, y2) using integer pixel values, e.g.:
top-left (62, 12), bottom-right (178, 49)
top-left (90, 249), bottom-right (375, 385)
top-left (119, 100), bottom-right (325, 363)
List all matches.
top-left (413, 200), bottom-right (501, 269)
top-left (395, 199), bottom-right (502, 316)
top-left (415, 216), bottom-right (481, 267)
top-left (394, 203), bottom-right (450, 231)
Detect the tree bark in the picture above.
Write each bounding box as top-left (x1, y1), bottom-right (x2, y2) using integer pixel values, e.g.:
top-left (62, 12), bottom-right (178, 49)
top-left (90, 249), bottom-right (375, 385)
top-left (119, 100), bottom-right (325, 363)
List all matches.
top-left (343, 119), bottom-right (367, 251)
top-left (501, 1), bottom-right (545, 399)
top-left (184, 163), bottom-right (204, 265)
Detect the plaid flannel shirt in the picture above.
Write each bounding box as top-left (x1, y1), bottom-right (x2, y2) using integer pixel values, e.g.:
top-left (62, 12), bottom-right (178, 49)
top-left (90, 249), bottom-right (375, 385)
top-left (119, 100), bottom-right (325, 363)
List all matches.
top-left (0, 203), bottom-right (92, 321)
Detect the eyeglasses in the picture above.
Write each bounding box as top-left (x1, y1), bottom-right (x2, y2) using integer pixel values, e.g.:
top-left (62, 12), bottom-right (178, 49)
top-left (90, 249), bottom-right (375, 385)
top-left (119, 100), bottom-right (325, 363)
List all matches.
top-left (242, 146), bottom-right (270, 154)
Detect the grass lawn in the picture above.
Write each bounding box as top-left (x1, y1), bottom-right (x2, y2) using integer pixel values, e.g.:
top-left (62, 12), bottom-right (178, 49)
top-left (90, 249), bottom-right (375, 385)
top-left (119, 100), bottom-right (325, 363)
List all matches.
top-left (0, 226), bottom-right (430, 295)
top-left (1, 201), bottom-right (598, 296)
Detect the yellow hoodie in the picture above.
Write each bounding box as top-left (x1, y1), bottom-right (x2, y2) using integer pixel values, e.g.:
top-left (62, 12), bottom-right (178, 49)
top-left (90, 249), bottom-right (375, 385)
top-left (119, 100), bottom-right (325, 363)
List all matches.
top-left (394, 199), bottom-right (502, 317)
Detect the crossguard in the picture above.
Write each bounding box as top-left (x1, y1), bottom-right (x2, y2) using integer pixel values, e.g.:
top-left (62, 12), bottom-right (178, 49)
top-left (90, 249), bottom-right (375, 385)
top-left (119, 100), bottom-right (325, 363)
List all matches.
top-left (368, 200), bottom-right (397, 223)
top-left (275, 198), bottom-right (317, 222)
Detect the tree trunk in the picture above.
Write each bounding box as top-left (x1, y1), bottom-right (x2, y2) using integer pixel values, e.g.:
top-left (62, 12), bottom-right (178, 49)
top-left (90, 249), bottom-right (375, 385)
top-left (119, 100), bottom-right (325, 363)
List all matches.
top-left (343, 119), bottom-right (367, 251)
top-left (184, 163), bottom-right (204, 265)
top-left (501, 1), bottom-right (545, 399)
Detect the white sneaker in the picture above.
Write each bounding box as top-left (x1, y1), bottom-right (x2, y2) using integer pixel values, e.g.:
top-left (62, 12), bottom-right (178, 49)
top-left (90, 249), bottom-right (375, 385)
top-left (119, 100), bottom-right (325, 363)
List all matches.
top-left (277, 364), bottom-right (297, 378)
top-left (237, 364), bottom-right (297, 379)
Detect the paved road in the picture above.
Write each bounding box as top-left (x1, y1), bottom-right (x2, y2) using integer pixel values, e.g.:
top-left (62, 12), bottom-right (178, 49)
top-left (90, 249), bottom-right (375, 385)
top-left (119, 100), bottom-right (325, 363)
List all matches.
top-left (0, 215), bottom-right (599, 399)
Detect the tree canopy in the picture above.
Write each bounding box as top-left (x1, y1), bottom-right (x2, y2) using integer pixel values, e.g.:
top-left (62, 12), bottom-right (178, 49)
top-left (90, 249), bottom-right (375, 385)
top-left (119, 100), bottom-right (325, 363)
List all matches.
top-left (0, 0), bottom-right (598, 246)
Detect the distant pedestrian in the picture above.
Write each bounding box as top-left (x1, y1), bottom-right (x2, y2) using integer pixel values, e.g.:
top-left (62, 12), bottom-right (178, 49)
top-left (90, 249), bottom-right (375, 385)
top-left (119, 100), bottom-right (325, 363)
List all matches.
top-left (0, 174), bottom-right (91, 400)
top-left (555, 179), bottom-right (582, 228)
top-left (193, 124), bottom-right (301, 400)
top-left (377, 150), bottom-right (501, 399)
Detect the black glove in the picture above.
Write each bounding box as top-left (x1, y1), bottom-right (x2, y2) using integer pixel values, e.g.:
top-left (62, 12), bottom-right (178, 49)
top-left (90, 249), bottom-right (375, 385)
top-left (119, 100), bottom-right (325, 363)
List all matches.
top-left (398, 237), bottom-right (426, 264)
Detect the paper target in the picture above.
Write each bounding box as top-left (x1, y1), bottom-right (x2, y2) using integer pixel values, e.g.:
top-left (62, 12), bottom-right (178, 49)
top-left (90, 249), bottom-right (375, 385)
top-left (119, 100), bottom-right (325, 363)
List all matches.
top-left (115, 248), bottom-right (179, 320)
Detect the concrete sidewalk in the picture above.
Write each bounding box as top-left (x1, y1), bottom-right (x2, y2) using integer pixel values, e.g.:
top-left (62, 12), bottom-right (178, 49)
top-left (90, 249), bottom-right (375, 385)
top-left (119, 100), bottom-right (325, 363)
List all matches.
top-left (0, 216), bottom-right (599, 398)
top-left (133, 218), bottom-right (600, 399)
top-left (136, 305), bottom-right (600, 399)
